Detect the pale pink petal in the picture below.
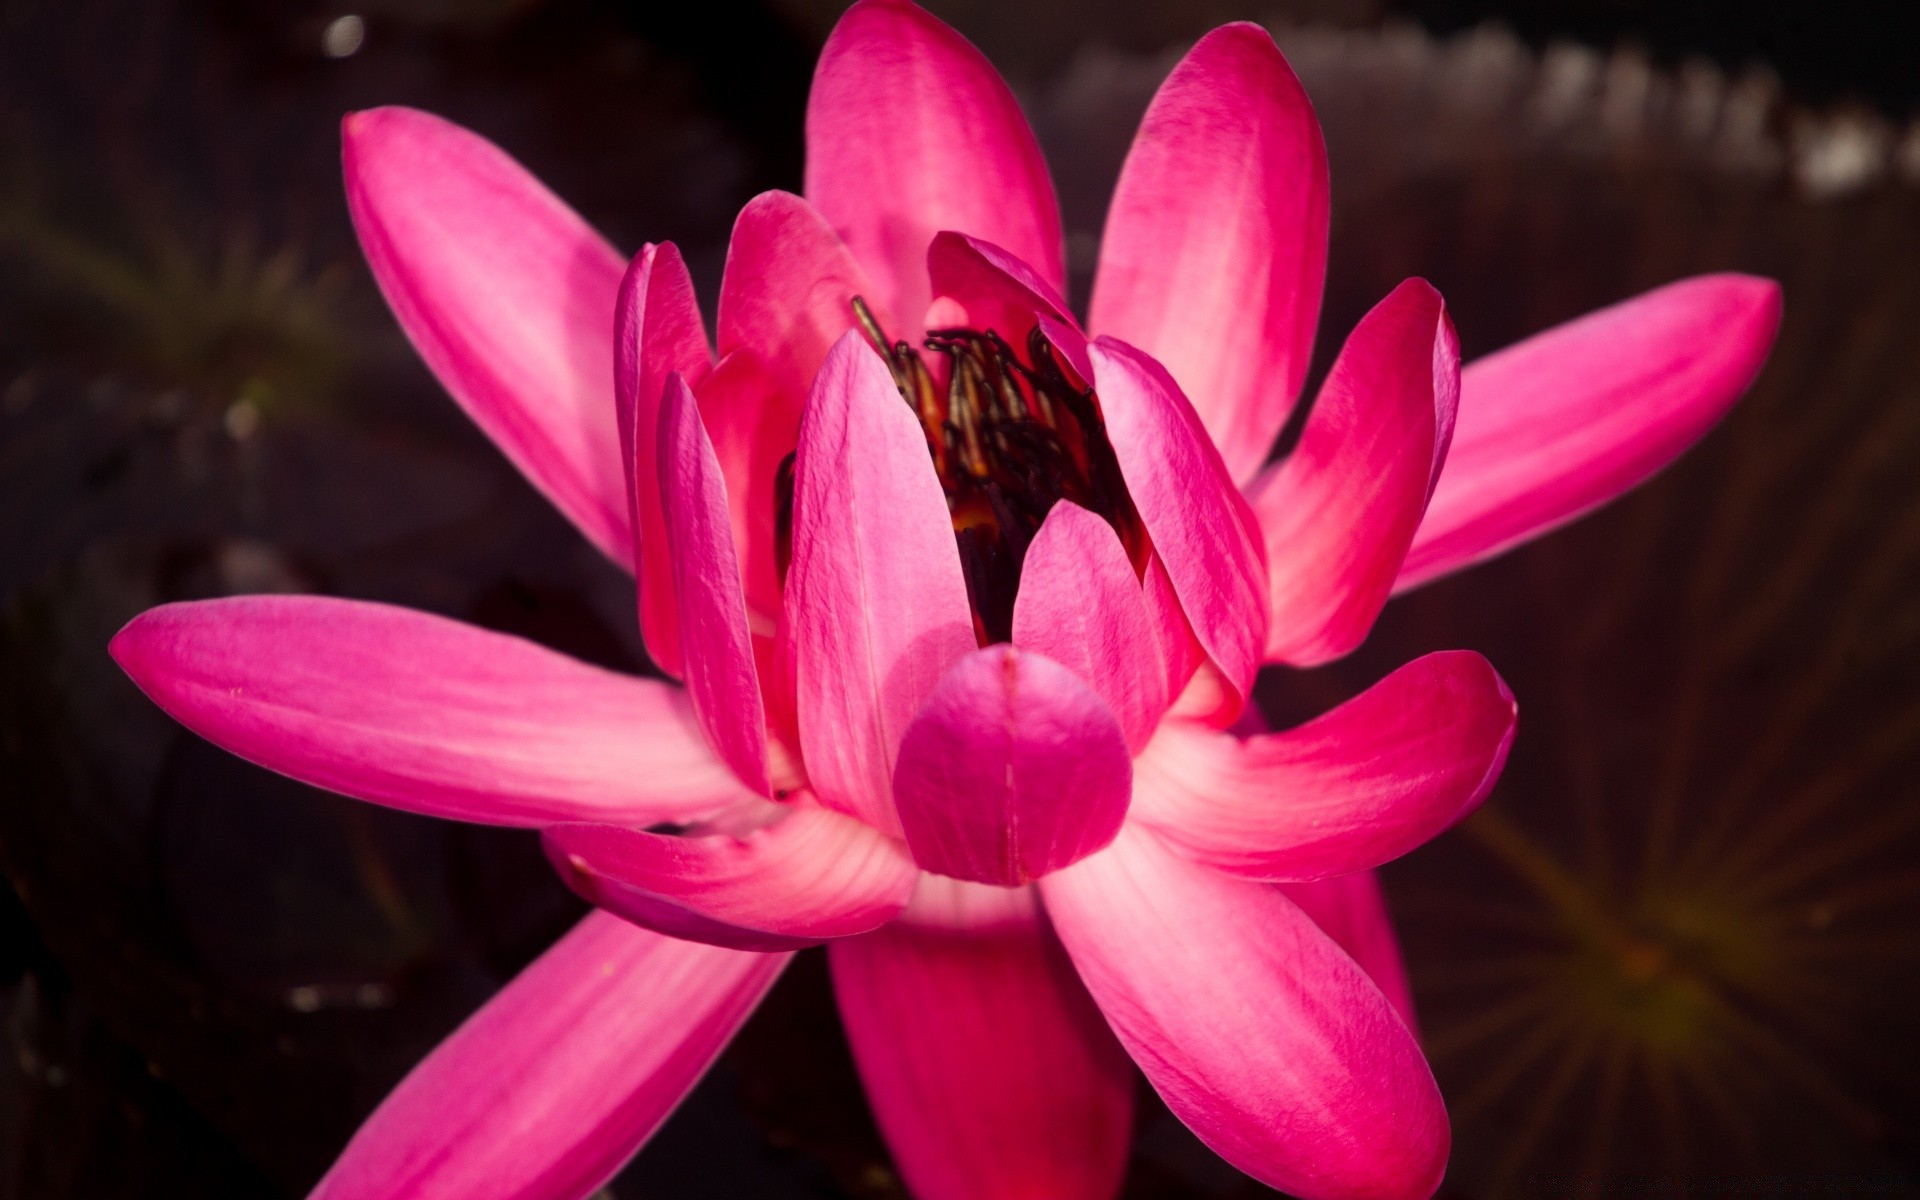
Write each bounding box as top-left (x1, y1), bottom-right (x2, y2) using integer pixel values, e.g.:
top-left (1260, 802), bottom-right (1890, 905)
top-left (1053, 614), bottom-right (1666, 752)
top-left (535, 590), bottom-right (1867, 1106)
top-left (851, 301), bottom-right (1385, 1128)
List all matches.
top-left (310, 911), bottom-right (785, 1200)
top-left (1281, 871), bottom-right (1418, 1033)
top-left (1399, 273), bottom-right (1783, 590)
top-left (616, 243), bottom-right (714, 678)
top-left (1012, 502), bottom-right (1167, 751)
top-left (343, 107), bottom-right (632, 565)
top-left (926, 230), bottom-right (1073, 340)
top-left (1041, 823), bottom-right (1448, 1200)
top-left (892, 645), bottom-right (1131, 886)
top-left (111, 596), bottom-right (748, 828)
top-left (781, 332), bottom-right (976, 834)
top-left (543, 796), bottom-right (918, 952)
top-left (712, 192), bottom-right (878, 615)
top-left (658, 374), bottom-right (771, 794)
top-left (1131, 650), bottom-right (1514, 880)
top-left (1087, 25), bottom-right (1328, 484)
top-left (1251, 279), bottom-right (1458, 667)
top-left (805, 0), bottom-right (1063, 324)
top-left (830, 877), bottom-right (1132, 1200)
top-left (1080, 334), bottom-right (1268, 719)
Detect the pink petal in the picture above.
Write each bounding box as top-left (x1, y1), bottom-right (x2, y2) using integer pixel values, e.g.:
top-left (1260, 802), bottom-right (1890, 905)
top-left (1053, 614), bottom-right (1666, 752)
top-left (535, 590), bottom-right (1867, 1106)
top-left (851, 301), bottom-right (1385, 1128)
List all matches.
top-left (1250, 279), bottom-right (1458, 667)
top-left (781, 332), bottom-right (976, 835)
top-left (543, 796), bottom-right (918, 952)
top-left (1131, 650), bottom-right (1515, 880)
top-left (343, 107), bottom-right (633, 565)
top-left (830, 877), bottom-right (1132, 1200)
top-left (1281, 871), bottom-right (1418, 1033)
top-left (1081, 334), bottom-right (1268, 720)
top-left (1041, 823), bottom-right (1449, 1200)
top-left (712, 191), bottom-right (879, 615)
top-left (1087, 25), bottom-right (1329, 485)
top-left (111, 596), bottom-right (748, 828)
top-left (658, 374), bottom-right (771, 794)
top-left (892, 645), bottom-right (1131, 886)
top-left (1399, 273), bottom-right (1783, 590)
top-left (616, 243), bottom-right (714, 678)
top-left (926, 230), bottom-right (1073, 341)
top-left (805, 0), bottom-right (1063, 325)
top-left (1012, 502), bottom-right (1167, 751)
top-left (310, 911), bottom-right (785, 1200)
top-left (1143, 551), bottom-right (1203, 702)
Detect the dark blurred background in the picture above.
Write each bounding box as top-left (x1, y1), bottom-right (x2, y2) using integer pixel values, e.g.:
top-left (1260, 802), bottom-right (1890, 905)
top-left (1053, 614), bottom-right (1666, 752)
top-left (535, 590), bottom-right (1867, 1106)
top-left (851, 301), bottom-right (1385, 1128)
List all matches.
top-left (3, 0), bottom-right (1918, 1197)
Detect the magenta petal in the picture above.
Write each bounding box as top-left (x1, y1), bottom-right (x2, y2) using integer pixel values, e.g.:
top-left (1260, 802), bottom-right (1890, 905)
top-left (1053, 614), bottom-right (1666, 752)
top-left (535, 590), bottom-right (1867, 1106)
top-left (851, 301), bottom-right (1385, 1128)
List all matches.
top-left (343, 107), bottom-right (632, 565)
top-left (616, 243), bottom-right (714, 677)
top-left (1131, 650), bottom-right (1514, 880)
top-left (1251, 279), bottom-right (1458, 667)
top-left (111, 596), bottom-right (752, 828)
top-left (1088, 25), bottom-right (1329, 484)
top-left (927, 230), bottom-right (1074, 340)
top-left (805, 0), bottom-right (1064, 324)
top-left (1012, 502), bottom-right (1167, 751)
top-left (830, 878), bottom-right (1132, 1200)
top-left (659, 374), bottom-right (771, 794)
top-left (310, 911), bottom-right (785, 1200)
top-left (1281, 871), bottom-right (1418, 1033)
top-left (1041, 823), bottom-right (1449, 1200)
top-left (893, 645), bottom-right (1131, 886)
top-left (1400, 273), bottom-right (1783, 590)
top-left (782, 332), bottom-right (976, 834)
top-left (1084, 335), bottom-right (1268, 719)
top-left (543, 797), bottom-right (918, 952)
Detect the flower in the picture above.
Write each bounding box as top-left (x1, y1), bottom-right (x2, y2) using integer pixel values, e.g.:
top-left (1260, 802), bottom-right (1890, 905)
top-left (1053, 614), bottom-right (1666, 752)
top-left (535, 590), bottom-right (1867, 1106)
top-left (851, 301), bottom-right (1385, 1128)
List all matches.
top-left (107, 2), bottom-right (1781, 1198)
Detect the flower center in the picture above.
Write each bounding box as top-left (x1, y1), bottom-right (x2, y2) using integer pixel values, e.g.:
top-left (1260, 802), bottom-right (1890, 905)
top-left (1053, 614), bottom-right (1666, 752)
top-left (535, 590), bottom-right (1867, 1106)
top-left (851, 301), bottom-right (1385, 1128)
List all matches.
top-left (775, 299), bottom-right (1147, 644)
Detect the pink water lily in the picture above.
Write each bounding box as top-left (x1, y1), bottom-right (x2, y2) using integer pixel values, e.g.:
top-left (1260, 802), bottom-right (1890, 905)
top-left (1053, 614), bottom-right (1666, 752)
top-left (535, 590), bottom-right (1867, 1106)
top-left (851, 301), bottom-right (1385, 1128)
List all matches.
top-left (109, 2), bottom-right (1780, 1198)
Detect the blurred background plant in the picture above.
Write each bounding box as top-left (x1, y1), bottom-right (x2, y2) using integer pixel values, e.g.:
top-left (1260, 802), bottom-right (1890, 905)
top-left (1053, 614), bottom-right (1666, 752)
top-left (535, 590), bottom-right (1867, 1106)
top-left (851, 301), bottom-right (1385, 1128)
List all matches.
top-left (2, 1), bottom-right (1917, 1197)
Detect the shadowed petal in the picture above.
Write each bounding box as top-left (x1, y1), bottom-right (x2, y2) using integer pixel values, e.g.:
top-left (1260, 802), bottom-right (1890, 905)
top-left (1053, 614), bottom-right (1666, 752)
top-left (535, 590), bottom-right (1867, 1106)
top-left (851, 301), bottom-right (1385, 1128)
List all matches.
top-left (1079, 333), bottom-right (1267, 720)
top-left (309, 911), bottom-right (786, 1200)
top-left (782, 332), bottom-right (976, 834)
top-left (111, 597), bottom-right (752, 828)
top-left (617, 243), bottom-right (714, 678)
top-left (1131, 651), bottom-right (1514, 880)
top-left (831, 877), bottom-right (1133, 1200)
top-left (1041, 823), bottom-right (1449, 1200)
top-left (1281, 871), bottom-right (1418, 1033)
top-left (544, 797), bottom-right (918, 952)
top-left (1088, 25), bottom-right (1329, 484)
top-left (1400, 273), bottom-right (1781, 589)
top-left (343, 106), bottom-right (632, 564)
top-left (1251, 279), bottom-right (1458, 667)
top-left (1013, 502), bottom-right (1167, 751)
top-left (927, 230), bottom-right (1074, 341)
top-left (893, 645), bottom-right (1131, 886)
top-left (660, 374), bottom-right (770, 794)
top-left (806, 0), bottom-right (1063, 324)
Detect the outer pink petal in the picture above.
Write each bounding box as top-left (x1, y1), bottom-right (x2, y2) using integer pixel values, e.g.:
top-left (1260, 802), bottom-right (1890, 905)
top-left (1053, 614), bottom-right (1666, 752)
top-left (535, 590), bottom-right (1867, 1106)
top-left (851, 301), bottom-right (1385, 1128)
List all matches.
top-left (805, 0), bottom-right (1064, 325)
top-left (1041, 823), bottom-right (1448, 1200)
top-left (1251, 279), bottom-right (1458, 667)
top-left (1131, 650), bottom-right (1514, 880)
top-left (830, 877), bottom-right (1132, 1200)
top-left (309, 911), bottom-right (786, 1200)
top-left (343, 107), bottom-right (632, 565)
top-left (781, 332), bottom-right (976, 834)
top-left (1281, 871), bottom-right (1418, 1033)
top-left (1087, 25), bottom-right (1329, 485)
top-left (712, 191), bottom-right (879, 615)
top-left (111, 597), bottom-right (750, 828)
top-left (926, 230), bottom-right (1074, 340)
top-left (1012, 502), bottom-right (1167, 751)
top-left (1081, 334), bottom-right (1268, 720)
top-left (892, 645), bottom-right (1131, 886)
top-left (543, 796), bottom-right (918, 952)
top-left (1399, 273), bottom-right (1783, 590)
top-left (659, 374), bottom-right (771, 794)
top-left (616, 243), bottom-right (714, 678)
